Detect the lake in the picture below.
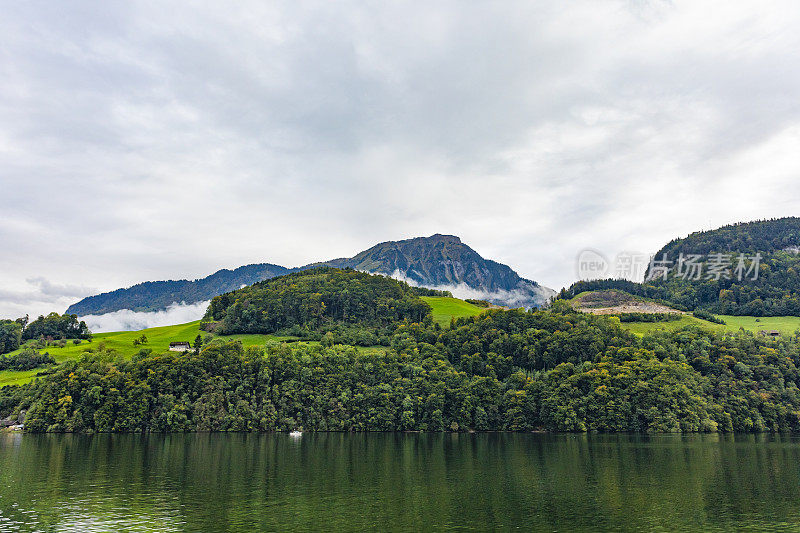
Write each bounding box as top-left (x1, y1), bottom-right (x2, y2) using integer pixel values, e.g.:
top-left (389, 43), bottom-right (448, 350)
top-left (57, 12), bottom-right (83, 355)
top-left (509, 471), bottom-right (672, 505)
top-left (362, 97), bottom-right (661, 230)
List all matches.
top-left (1, 432), bottom-right (799, 531)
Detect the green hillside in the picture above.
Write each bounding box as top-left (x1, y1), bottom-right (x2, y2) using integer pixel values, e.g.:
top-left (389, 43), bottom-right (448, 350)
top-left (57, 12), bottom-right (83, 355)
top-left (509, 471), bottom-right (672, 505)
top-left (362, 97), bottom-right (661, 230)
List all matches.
top-left (1, 321), bottom-right (292, 362)
top-left (560, 218), bottom-right (800, 316)
top-left (204, 267), bottom-right (429, 334)
top-left (13, 303), bottom-right (800, 434)
top-left (1, 294), bottom-right (487, 388)
top-left (421, 296), bottom-right (485, 325)
top-left (0, 322), bottom-right (292, 388)
top-left (564, 289), bottom-right (800, 336)
top-left (619, 314), bottom-right (800, 336)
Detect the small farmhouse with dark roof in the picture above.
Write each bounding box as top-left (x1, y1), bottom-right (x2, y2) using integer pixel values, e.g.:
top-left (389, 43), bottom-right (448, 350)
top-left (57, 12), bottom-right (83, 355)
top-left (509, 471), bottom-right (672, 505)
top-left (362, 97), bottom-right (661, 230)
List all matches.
top-left (758, 330), bottom-right (781, 338)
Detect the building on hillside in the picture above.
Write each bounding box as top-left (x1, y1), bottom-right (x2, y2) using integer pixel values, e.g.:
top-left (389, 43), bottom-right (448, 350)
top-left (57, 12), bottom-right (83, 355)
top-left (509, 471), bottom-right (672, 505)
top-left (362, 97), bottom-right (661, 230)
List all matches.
top-left (758, 330), bottom-right (781, 338)
top-left (169, 341), bottom-right (192, 351)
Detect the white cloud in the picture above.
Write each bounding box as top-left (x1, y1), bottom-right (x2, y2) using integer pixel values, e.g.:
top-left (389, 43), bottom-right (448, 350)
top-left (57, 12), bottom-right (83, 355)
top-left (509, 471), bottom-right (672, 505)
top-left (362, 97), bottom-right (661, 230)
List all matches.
top-left (387, 269), bottom-right (555, 308)
top-left (81, 301), bottom-right (210, 333)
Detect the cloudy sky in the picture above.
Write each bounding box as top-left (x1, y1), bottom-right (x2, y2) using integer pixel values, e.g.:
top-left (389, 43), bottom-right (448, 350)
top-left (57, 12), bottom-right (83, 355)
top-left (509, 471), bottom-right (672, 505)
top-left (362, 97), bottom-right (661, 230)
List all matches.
top-left (2, 0), bottom-right (800, 319)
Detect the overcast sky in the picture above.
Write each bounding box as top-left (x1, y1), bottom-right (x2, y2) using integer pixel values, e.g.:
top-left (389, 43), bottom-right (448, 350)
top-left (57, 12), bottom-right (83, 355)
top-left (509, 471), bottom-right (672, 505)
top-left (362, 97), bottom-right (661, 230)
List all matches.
top-left (2, 0), bottom-right (800, 318)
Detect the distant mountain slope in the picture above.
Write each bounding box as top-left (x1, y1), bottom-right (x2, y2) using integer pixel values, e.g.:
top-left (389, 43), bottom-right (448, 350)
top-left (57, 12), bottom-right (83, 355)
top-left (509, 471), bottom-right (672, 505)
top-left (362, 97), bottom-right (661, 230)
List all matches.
top-left (645, 217), bottom-right (800, 316)
top-left (66, 263), bottom-right (290, 315)
top-left (67, 234), bottom-right (554, 316)
top-left (314, 234), bottom-right (554, 308)
top-left (318, 234), bottom-right (517, 288)
top-left (652, 217), bottom-right (800, 257)
top-left (560, 217), bottom-right (800, 316)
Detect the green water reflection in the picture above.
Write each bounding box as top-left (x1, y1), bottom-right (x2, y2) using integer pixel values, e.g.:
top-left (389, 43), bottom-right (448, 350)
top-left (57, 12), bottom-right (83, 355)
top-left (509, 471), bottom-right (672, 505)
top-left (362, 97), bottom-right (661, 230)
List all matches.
top-left (1, 433), bottom-right (799, 531)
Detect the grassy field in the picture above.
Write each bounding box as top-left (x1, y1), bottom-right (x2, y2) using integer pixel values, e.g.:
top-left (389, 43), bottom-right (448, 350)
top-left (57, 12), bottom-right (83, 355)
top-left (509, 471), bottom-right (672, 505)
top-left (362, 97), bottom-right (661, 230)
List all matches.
top-left (1, 321), bottom-right (295, 364)
top-left (421, 296), bottom-right (486, 326)
top-left (0, 321), bottom-right (298, 388)
top-left (0, 296), bottom-right (487, 387)
top-left (0, 369), bottom-right (44, 388)
top-left (620, 314), bottom-right (800, 336)
top-left (566, 290), bottom-right (800, 337)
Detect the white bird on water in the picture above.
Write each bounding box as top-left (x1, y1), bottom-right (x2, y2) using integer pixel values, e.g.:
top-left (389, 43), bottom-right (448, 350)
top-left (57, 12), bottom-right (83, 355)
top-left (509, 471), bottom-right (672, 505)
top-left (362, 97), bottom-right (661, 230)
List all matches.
top-left (289, 430), bottom-right (302, 438)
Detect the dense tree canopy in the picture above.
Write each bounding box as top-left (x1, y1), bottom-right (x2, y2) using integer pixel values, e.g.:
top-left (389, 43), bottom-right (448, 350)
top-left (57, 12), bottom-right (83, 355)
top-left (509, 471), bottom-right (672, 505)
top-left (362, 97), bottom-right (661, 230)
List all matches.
top-left (203, 267), bottom-right (431, 335)
top-left (0, 320), bottom-right (22, 355)
top-left (559, 219), bottom-right (800, 316)
top-left (5, 303), bottom-right (800, 433)
top-left (0, 349), bottom-right (55, 371)
top-left (21, 313), bottom-right (91, 341)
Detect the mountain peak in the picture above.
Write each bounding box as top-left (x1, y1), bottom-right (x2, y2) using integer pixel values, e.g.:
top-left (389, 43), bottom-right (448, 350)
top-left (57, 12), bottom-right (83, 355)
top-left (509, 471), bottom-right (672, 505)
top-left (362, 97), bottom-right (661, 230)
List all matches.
top-left (323, 234), bottom-right (554, 307)
top-left (426, 233), bottom-right (462, 243)
top-left (371, 233), bottom-right (463, 247)
top-left (67, 234), bottom-right (554, 316)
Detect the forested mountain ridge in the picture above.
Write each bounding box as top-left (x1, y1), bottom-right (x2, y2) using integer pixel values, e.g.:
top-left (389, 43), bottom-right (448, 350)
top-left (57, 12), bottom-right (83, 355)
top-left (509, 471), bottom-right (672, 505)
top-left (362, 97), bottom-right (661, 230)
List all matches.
top-left (67, 263), bottom-right (290, 315)
top-left (652, 217), bottom-right (800, 257)
top-left (560, 217), bottom-right (800, 316)
top-left (67, 235), bottom-right (554, 316)
top-left (644, 217), bottom-right (800, 315)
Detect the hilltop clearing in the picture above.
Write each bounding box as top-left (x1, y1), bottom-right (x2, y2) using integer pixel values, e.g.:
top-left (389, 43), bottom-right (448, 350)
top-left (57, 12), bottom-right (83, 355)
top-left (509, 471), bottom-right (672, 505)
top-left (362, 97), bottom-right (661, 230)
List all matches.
top-left (570, 290), bottom-right (683, 315)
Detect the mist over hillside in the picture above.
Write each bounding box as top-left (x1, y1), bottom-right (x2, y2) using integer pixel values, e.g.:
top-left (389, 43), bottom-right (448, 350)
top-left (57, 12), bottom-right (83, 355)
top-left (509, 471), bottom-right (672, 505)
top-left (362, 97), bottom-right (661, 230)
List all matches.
top-left (66, 234), bottom-right (554, 326)
top-left (81, 301), bottom-right (211, 333)
top-left (315, 234), bottom-right (555, 308)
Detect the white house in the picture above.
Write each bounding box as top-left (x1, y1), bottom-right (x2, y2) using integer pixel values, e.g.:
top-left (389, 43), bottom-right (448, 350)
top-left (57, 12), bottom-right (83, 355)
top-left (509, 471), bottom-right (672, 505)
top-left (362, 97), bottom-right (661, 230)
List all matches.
top-left (169, 341), bottom-right (192, 352)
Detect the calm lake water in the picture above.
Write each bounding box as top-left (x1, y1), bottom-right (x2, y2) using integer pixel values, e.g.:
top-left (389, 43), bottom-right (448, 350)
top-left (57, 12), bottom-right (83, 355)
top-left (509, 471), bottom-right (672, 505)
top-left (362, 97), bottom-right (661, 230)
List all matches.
top-left (1, 433), bottom-right (799, 531)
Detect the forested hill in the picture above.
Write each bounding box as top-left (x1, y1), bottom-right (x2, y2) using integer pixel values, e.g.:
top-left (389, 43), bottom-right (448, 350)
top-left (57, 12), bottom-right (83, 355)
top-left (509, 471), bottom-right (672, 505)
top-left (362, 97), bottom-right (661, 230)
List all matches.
top-left (312, 234), bottom-right (554, 308)
top-left (67, 263), bottom-right (290, 315)
top-left (9, 302), bottom-right (800, 433)
top-left (653, 217), bottom-right (800, 257)
top-left (561, 217), bottom-right (800, 316)
top-left (203, 267), bottom-right (431, 335)
top-left (646, 217), bottom-right (800, 315)
top-left (66, 235), bottom-right (554, 316)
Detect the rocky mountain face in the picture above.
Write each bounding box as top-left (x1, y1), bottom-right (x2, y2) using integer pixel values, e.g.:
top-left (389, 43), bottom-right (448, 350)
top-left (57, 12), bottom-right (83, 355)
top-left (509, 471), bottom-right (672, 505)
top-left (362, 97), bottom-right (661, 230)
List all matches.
top-left (66, 235), bottom-right (554, 315)
top-left (316, 234), bottom-right (554, 308)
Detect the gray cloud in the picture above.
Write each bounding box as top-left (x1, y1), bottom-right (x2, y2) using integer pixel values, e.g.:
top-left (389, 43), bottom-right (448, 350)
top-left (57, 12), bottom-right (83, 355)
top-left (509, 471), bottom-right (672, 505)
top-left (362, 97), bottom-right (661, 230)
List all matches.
top-left (2, 1), bottom-right (800, 319)
top-left (0, 278), bottom-right (95, 319)
top-left (26, 277), bottom-right (95, 299)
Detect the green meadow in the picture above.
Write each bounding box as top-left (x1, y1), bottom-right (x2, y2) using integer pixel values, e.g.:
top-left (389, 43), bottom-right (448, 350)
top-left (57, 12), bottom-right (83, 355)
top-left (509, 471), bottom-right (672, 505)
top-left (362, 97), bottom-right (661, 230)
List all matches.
top-left (0, 296), bottom-right (487, 387)
top-left (421, 296), bottom-right (486, 326)
top-left (619, 314), bottom-right (800, 336)
top-left (6, 295), bottom-right (798, 387)
top-left (0, 322), bottom-right (296, 388)
top-left (2, 321), bottom-right (294, 364)
top-left (0, 369), bottom-right (43, 388)
top-left (566, 290), bottom-right (800, 337)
